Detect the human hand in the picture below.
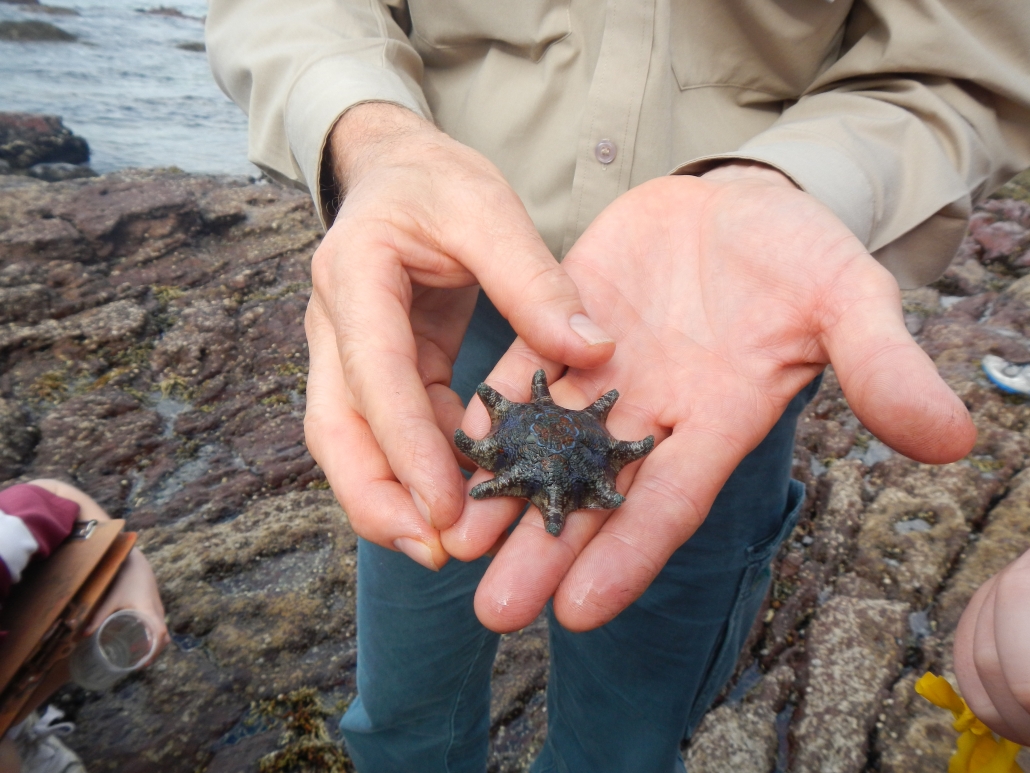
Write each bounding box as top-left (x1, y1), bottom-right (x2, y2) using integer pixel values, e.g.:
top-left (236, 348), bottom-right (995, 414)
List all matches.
top-left (28, 479), bottom-right (169, 661)
top-left (84, 549), bottom-right (169, 664)
top-left (443, 164), bottom-right (976, 632)
top-left (305, 103), bottom-right (614, 570)
top-left (954, 548), bottom-right (1030, 745)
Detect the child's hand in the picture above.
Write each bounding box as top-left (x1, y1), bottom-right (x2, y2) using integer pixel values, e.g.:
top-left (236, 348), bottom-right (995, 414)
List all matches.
top-left (954, 548), bottom-right (1030, 745)
top-left (83, 548), bottom-right (169, 661)
top-left (28, 479), bottom-right (170, 663)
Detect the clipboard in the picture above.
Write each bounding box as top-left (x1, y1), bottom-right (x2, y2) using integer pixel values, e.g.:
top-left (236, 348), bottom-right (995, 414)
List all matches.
top-left (0, 519), bottom-right (136, 735)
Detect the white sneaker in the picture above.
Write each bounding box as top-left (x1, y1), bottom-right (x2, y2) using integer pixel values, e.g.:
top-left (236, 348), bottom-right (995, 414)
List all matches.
top-left (982, 354), bottom-right (1030, 396)
top-left (7, 707), bottom-right (86, 773)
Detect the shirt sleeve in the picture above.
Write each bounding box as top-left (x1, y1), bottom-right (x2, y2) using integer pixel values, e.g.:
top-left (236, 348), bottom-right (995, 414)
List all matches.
top-left (0, 484), bottom-right (80, 600)
top-left (206, 0), bottom-right (431, 227)
top-left (675, 0), bottom-right (1030, 289)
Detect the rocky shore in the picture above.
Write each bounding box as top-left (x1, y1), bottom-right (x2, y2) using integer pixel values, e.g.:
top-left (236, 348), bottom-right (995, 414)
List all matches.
top-left (0, 113), bottom-right (95, 181)
top-left (1, 130), bottom-right (1029, 770)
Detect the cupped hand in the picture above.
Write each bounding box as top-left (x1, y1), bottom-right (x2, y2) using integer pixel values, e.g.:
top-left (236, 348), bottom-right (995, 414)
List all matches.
top-left (304, 104), bottom-right (614, 571)
top-left (85, 549), bottom-right (169, 664)
top-left (28, 479), bottom-right (170, 661)
top-left (443, 164), bottom-right (976, 632)
top-left (954, 548), bottom-right (1030, 745)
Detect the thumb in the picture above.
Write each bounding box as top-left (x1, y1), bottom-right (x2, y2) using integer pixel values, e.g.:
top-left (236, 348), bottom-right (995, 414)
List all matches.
top-left (442, 196), bottom-right (616, 370)
top-left (821, 267), bottom-right (975, 464)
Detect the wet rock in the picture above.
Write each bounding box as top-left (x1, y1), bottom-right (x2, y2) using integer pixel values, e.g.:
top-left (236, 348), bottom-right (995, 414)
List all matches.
top-left (139, 6), bottom-right (204, 20)
top-left (875, 471), bottom-right (1030, 771)
top-left (685, 665), bottom-right (793, 772)
top-left (0, 160), bottom-right (10, 175)
top-left (933, 468), bottom-right (1030, 634)
top-left (852, 470), bottom-right (973, 608)
top-left (0, 0), bottom-right (75, 13)
top-left (52, 177), bottom-right (201, 257)
top-left (794, 597), bottom-right (908, 773)
top-left (0, 284), bottom-right (52, 324)
top-left (28, 161), bottom-right (97, 182)
top-left (0, 113), bottom-right (89, 170)
top-left (0, 299), bottom-right (148, 353)
top-left (0, 397), bottom-right (38, 479)
top-left (969, 211), bottom-right (1030, 264)
top-left (0, 217), bottom-right (90, 263)
top-left (26, 4), bottom-right (78, 15)
top-left (0, 19), bottom-right (76, 40)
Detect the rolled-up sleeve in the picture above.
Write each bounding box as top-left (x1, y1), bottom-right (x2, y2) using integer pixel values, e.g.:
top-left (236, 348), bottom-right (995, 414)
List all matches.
top-left (206, 0), bottom-right (430, 225)
top-left (676, 0), bottom-right (1030, 288)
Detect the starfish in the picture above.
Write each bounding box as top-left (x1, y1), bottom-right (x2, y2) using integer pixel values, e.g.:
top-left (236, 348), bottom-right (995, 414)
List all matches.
top-left (454, 369), bottom-right (655, 536)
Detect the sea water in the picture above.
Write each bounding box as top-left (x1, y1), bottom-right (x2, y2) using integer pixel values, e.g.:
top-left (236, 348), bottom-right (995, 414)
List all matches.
top-left (0, 0), bottom-right (254, 176)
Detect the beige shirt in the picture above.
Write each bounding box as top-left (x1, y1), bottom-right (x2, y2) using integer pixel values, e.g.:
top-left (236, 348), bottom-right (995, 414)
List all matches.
top-left (207, 0), bottom-right (1030, 289)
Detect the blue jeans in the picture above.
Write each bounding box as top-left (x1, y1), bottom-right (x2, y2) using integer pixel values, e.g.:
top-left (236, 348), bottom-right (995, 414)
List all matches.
top-left (340, 293), bottom-right (817, 772)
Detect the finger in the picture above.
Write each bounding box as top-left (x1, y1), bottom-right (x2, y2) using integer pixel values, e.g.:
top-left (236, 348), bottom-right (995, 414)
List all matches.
top-left (971, 579), bottom-right (1029, 742)
top-left (304, 298), bottom-right (448, 570)
top-left (955, 578), bottom-right (998, 718)
top-left (84, 550), bottom-right (165, 635)
top-left (993, 553), bottom-right (1030, 741)
top-left (427, 382), bottom-right (474, 469)
top-left (325, 252), bottom-right (467, 530)
top-left (550, 427), bottom-right (741, 631)
top-left (820, 262), bottom-right (976, 464)
top-left (475, 503), bottom-right (613, 633)
top-left (441, 469), bottom-right (525, 559)
top-left (441, 190), bottom-right (616, 372)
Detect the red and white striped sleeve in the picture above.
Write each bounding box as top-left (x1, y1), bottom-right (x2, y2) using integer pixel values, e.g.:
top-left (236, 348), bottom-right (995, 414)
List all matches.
top-left (0, 484), bottom-right (80, 601)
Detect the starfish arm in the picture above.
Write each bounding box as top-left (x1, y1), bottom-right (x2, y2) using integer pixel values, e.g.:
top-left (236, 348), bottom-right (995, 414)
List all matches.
top-left (476, 382), bottom-right (514, 421)
top-left (582, 481), bottom-right (625, 510)
top-left (586, 389), bottom-right (619, 422)
top-left (537, 482), bottom-right (571, 536)
top-left (454, 429), bottom-right (503, 470)
top-left (608, 436), bottom-right (655, 473)
top-left (469, 466), bottom-right (534, 500)
top-left (531, 369), bottom-right (554, 404)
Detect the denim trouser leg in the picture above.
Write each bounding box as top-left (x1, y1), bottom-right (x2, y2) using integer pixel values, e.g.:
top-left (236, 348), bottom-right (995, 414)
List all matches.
top-left (339, 293), bottom-right (515, 773)
top-left (339, 293), bottom-right (818, 773)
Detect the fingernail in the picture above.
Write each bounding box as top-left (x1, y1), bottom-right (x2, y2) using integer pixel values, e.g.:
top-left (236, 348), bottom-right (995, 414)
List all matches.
top-left (569, 313), bottom-right (614, 346)
top-left (394, 537), bottom-right (438, 571)
top-left (410, 487), bottom-right (432, 527)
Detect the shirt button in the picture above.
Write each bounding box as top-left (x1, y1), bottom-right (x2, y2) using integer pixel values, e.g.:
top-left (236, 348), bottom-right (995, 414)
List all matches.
top-left (594, 139), bottom-right (617, 165)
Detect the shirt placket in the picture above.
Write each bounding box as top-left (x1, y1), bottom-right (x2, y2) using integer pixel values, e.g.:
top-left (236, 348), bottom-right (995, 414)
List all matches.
top-left (561, 0), bottom-right (656, 257)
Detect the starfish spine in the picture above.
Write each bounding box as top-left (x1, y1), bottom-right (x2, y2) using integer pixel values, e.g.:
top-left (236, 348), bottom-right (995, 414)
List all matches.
top-left (476, 382), bottom-right (513, 421)
top-left (530, 369), bottom-right (553, 403)
top-left (454, 429), bottom-right (503, 470)
top-left (609, 436), bottom-right (655, 473)
top-left (586, 389), bottom-right (619, 421)
top-left (469, 467), bottom-right (533, 500)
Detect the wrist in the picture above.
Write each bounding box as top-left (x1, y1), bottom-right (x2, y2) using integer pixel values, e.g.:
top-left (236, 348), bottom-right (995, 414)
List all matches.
top-left (328, 102), bottom-right (437, 195)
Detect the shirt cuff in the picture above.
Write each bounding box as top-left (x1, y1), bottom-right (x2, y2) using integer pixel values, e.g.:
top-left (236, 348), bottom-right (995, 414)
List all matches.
top-left (672, 141), bottom-right (876, 247)
top-left (285, 54), bottom-right (430, 228)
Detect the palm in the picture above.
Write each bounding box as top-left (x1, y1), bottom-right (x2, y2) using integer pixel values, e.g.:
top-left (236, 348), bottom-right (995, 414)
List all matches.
top-left (444, 173), bottom-right (976, 633)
